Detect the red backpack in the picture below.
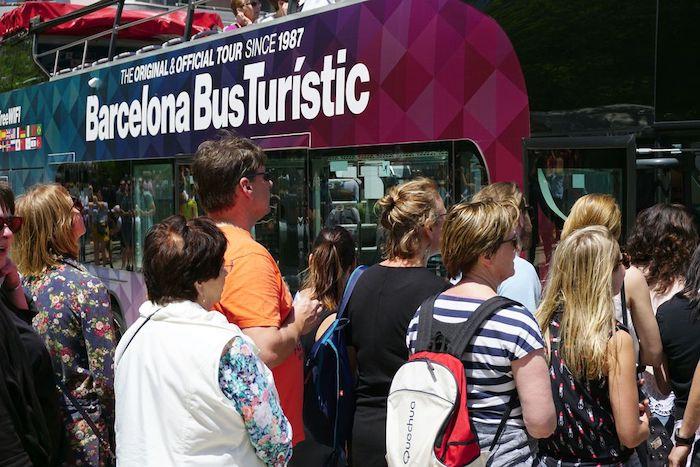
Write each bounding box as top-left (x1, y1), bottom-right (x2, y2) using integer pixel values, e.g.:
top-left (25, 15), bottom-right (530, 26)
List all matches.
top-left (386, 294), bottom-right (519, 466)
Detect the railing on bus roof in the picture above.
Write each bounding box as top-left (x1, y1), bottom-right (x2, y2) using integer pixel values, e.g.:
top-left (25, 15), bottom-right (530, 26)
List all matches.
top-left (5, 0), bottom-right (300, 78)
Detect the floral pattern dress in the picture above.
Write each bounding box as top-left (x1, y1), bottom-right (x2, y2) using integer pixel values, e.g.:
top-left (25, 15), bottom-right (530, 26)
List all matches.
top-left (25, 256), bottom-right (116, 466)
top-left (219, 336), bottom-right (292, 466)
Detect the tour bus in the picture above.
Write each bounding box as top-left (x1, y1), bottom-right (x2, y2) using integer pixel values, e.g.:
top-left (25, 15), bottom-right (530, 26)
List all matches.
top-left (465, 1), bottom-right (700, 279)
top-left (0, 0), bottom-right (530, 326)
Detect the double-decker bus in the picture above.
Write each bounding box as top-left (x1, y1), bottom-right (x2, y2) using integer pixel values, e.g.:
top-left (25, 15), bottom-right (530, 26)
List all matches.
top-left (0, 0), bottom-right (530, 326)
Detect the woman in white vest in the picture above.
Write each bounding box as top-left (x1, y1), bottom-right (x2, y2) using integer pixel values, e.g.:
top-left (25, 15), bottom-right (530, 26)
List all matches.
top-left (114, 215), bottom-right (292, 466)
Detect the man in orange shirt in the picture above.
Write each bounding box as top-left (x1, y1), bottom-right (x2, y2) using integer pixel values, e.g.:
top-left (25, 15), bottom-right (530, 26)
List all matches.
top-left (192, 133), bottom-right (322, 448)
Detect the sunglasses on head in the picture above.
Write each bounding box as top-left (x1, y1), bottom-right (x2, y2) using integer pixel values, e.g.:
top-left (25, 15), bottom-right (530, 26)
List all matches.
top-left (0, 216), bottom-right (23, 233)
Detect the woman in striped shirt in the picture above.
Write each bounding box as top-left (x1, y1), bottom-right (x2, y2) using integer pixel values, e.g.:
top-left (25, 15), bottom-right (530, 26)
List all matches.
top-left (407, 200), bottom-right (555, 466)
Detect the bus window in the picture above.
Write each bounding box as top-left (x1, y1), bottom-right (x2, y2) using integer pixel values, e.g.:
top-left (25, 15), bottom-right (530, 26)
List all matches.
top-left (310, 144), bottom-right (450, 271)
top-left (133, 163), bottom-right (174, 270)
top-left (253, 150), bottom-right (307, 294)
top-left (56, 161), bottom-right (134, 270)
top-left (525, 147), bottom-right (628, 279)
top-left (455, 141), bottom-right (489, 203)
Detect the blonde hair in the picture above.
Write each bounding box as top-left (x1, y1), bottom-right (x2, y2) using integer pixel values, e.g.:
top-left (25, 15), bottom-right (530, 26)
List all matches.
top-left (14, 184), bottom-right (79, 276)
top-left (441, 200), bottom-right (517, 278)
top-left (536, 225), bottom-right (620, 380)
top-left (471, 182), bottom-right (523, 229)
top-left (561, 194), bottom-right (622, 241)
top-left (375, 178), bottom-right (440, 260)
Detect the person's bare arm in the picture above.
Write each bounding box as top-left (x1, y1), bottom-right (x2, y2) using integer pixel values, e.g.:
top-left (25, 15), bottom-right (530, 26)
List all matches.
top-left (242, 289), bottom-right (321, 368)
top-left (625, 266), bottom-right (663, 367)
top-left (669, 360), bottom-right (700, 466)
top-left (608, 330), bottom-right (649, 448)
top-left (512, 349), bottom-right (556, 438)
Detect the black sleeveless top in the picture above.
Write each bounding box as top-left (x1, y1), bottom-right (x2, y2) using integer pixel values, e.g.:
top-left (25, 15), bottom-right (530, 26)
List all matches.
top-left (537, 311), bottom-right (633, 466)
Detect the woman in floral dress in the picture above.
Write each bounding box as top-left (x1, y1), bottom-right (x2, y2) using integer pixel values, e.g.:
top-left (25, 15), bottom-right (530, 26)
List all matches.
top-left (14, 183), bottom-right (116, 466)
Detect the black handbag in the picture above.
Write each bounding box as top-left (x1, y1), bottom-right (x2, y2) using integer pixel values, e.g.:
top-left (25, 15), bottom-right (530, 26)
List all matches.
top-left (638, 416), bottom-right (673, 467)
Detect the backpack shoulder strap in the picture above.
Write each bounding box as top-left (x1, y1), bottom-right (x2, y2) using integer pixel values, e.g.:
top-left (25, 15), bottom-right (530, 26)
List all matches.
top-left (413, 293), bottom-right (440, 353)
top-left (620, 283), bottom-right (628, 328)
top-left (335, 265), bottom-right (367, 320)
top-left (451, 296), bottom-right (521, 358)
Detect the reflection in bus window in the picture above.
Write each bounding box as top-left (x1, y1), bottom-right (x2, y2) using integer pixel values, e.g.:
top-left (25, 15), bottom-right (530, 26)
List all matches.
top-left (57, 162), bottom-right (134, 270)
top-left (311, 145), bottom-right (450, 272)
top-left (177, 164), bottom-right (203, 220)
top-left (526, 148), bottom-right (626, 279)
top-left (252, 151), bottom-right (307, 294)
top-left (456, 142), bottom-right (488, 203)
top-left (133, 164), bottom-right (174, 270)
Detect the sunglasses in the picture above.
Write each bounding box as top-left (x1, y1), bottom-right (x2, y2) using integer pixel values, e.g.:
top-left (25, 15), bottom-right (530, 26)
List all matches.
top-left (244, 170), bottom-right (273, 182)
top-left (0, 216), bottom-right (23, 233)
top-left (71, 196), bottom-right (84, 212)
top-left (618, 252), bottom-right (631, 269)
top-left (501, 234), bottom-right (520, 250)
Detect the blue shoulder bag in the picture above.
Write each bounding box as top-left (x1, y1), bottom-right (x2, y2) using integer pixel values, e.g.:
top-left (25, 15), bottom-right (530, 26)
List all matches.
top-left (306, 265), bottom-right (367, 466)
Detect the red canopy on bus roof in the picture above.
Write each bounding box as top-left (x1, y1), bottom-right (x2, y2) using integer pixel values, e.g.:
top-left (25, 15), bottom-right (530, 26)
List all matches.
top-left (0, 1), bottom-right (223, 40)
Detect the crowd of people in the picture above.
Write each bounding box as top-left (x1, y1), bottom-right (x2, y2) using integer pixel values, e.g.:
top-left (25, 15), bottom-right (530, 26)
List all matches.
top-left (3, 131), bottom-right (700, 467)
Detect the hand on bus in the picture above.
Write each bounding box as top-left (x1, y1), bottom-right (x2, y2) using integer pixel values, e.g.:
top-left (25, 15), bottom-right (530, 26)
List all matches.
top-left (291, 289), bottom-right (323, 336)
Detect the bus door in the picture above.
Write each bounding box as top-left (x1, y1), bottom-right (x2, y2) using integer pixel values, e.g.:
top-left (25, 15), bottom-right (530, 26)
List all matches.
top-left (255, 149), bottom-right (308, 295)
top-left (523, 135), bottom-right (636, 280)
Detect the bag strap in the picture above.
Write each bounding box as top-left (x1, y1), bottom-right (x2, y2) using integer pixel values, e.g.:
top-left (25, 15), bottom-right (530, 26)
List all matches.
top-left (451, 296), bottom-right (520, 358)
top-left (335, 265), bottom-right (367, 320)
top-left (121, 307), bottom-right (161, 355)
top-left (489, 392), bottom-right (519, 452)
top-left (620, 283), bottom-right (628, 328)
top-left (414, 293), bottom-right (440, 353)
top-left (56, 379), bottom-right (115, 460)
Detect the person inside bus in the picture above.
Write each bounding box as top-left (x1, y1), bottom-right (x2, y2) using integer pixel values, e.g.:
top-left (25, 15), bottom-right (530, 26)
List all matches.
top-left (406, 200), bottom-right (555, 466)
top-left (626, 203), bottom-right (698, 428)
top-left (14, 183), bottom-right (117, 466)
top-left (191, 132), bottom-right (323, 456)
top-left (114, 215), bottom-right (292, 466)
top-left (472, 182), bottom-right (541, 312)
top-left (560, 194), bottom-right (664, 369)
top-left (347, 178), bottom-right (449, 466)
top-left (536, 226), bottom-right (649, 466)
top-left (0, 182), bottom-right (64, 466)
